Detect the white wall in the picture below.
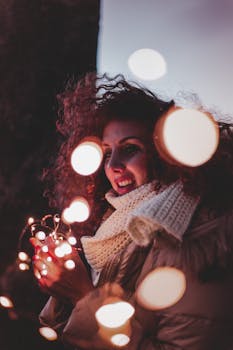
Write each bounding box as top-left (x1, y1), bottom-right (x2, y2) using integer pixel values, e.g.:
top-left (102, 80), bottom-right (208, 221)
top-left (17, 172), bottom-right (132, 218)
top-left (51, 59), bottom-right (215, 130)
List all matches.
top-left (97, 0), bottom-right (233, 119)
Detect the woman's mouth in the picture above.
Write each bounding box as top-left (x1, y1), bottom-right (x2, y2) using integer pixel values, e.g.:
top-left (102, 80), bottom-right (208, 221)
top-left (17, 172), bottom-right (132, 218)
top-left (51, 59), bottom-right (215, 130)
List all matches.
top-left (115, 178), bottom-right (135, 195)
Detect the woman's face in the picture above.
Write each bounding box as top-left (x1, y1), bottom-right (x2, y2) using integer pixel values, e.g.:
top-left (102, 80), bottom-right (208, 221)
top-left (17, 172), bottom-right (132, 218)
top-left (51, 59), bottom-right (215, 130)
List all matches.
top-left (102, 119), bottom-right (153, 195)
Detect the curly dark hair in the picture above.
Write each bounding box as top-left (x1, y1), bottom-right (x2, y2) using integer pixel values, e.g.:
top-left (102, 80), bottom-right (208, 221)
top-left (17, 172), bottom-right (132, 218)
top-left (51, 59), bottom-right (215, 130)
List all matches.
top-left (43, 72), bottom-right (233, 237)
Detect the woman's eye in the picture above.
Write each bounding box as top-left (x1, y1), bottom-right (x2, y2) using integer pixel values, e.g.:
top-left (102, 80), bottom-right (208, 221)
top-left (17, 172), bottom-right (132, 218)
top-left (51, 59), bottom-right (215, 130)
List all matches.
top-left (122, 144), bottom-right (141, 155)
top-left (103, 150), bottom-right (111, 161)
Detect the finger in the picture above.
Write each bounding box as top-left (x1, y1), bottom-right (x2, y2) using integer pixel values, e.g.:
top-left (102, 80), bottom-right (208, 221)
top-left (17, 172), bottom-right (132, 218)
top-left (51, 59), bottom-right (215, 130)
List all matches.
top-left (29, 237), bottom-right (42, 248)
top-left (33, 258), bottom-right (47, 271)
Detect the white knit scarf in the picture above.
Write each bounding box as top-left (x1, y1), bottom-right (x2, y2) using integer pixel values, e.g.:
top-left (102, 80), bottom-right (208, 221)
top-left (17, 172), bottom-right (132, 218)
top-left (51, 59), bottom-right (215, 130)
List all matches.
top-left (81, 181), bottom-right (200, 272)
top-left (81, 182), bottom-right (157, 272)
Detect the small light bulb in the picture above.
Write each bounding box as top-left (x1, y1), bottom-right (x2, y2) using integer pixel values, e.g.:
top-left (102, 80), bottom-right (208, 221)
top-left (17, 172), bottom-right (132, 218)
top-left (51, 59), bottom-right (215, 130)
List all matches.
top-left (0, 296), bottom-right (14, 308)
top-left (111, 334), bottom-right (130, 347)
top-left (28, 217), bottom-right (35, 225)
top-left (31, 225), bottom-right (36, 232)
top-left (18, 251), bottom-right (29, 261)
top-left (41, 269), bottom-right (48, 276)
top-left (64, 259), bottom-right (75, 270)
top-left (60, 242), bottom-right (72, 255)
top-left (46, 256), bottom-right (52, 262)
top-left (54, 215), bottom-right (60, 223)
top-left (41, 245), bottom-right (49, 253)
top-left (35, 231), bottom-right (46, 241)
top-left (39, 327), bottom-right (58, 341)
top-left (67, 236), bottom-right (77, 245)
top-left (19, 263), bottom-right (30, 271)
top-left (54, 246), bottom-right (65, 258)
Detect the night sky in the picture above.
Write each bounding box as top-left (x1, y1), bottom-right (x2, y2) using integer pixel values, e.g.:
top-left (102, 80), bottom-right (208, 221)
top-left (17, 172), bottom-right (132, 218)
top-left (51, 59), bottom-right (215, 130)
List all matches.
top-left (0, 1), bottom-right (100, 348)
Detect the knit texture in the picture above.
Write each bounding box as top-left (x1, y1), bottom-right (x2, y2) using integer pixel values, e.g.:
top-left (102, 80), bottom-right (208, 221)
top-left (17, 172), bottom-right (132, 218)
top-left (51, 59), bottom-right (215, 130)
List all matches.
top-left (81, 182), bottom-right (157, 272)
top-left (127, 181), bottom-right (200, 246)
top-left (81, 181), bottom-right (200, 272)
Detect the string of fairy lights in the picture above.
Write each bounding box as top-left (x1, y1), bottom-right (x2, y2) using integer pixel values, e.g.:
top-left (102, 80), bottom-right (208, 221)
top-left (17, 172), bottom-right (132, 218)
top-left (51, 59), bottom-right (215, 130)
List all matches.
top-left (0, 107), bottom-right (232, 346)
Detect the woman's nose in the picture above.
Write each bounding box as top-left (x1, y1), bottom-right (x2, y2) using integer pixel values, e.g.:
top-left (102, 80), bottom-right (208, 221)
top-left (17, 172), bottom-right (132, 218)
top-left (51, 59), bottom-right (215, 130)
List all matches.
top-left (107, 150), bottom-right (125, 172)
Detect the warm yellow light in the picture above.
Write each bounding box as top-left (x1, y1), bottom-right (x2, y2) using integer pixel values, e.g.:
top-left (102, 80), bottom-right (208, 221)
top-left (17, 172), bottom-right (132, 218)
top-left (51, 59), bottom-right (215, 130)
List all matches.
top-left (60, 242), bottom-right (72, 255)
top-left (136, 266), bottom-right (186, 310)
top-left (54, 246), bottom-right (65, 258)
top-left (67, 236), bottom-right (77, 245)
top-left (62, 197), bottom-right (90, 224)
top-left (28, 217), bottom-right (34, 225)
top-left (111, 334), bottom-right (130, 347)
top-left (0, 296), bottom-right (14, 308)
top-left (39, 327), bottom-right (58, 341)
top-left (54, 216), bottom-right (60, 223)
top-left (71, 140), bottom-right (103, 176)
top-left (35, 231), bottom-right (46, 241)
top-left (154, 107), bottom-right (219, 167)
top-left (41, 245), bottom-right (49, 253)
top-left (18, 251), bottom-right (29, 261)
top-left (95, 301), bottom-right (135, 328)
top-left (64, 259), bottom-right (75, 270)
top-left (19, 262), bottom-right (30, 271)
top-left (41, 269), bottom-right (48, 276)
top-left (128, 48), bottom-right (167, 81)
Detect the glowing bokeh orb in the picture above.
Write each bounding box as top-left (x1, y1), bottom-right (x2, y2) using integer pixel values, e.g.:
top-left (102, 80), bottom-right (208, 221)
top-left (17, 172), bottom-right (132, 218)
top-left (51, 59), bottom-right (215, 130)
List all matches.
top-left (64, 259), bottom-right (76, 270)
top-left (0, 296), bottom-right (14, 308)
top-left (95, 301), bottom-right (135, 328)
top-left (54, 242), bottom-right (72, 257)
top-left (35, 231), bottom-right (46, 241)
top-left (28, 217), bottom-right (34, 225)
top-left (62, 197), bottom-right (90, 224)
top-left (39, 327), bottom-right (58, 341)
top-left (111, 334), bottom-right (130, 347)
top-left (67, 236), bottom-right (77, 245)
top-left (60, 242), bottom-right (72, 255)
top-left (155, 108), bottom-right (219, 167)
top-left (128, 48), bottom-right (167, 81)
top-left (19, 262), bottom-right (30, 271)
top-left (71, 141), bottom-right (103, 176)
top-left (41, 269), bottom-right (48, 276)
top-left (41, 245), bottom-right (49, 253)
top-left (54, 246), bottom-right (65, 258)
top-left (136, 267), bottom-right (186, 310)
top-left (18, 251), bottom-right (29, 261)
top-left (54, 215), bottom-right (60, 223)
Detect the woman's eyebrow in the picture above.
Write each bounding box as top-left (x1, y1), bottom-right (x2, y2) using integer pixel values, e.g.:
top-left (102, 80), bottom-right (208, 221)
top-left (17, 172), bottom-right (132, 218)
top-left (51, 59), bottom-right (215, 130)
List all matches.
top-left (102, 137), bottom-right (143, 147)
top-left (119, 136), bottom-right (143, 144)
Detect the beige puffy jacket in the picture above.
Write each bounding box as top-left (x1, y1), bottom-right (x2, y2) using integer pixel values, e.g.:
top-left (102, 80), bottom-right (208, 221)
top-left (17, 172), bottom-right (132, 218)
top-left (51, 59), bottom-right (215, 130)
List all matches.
top-left (40, 210), bottom-right (233, 350)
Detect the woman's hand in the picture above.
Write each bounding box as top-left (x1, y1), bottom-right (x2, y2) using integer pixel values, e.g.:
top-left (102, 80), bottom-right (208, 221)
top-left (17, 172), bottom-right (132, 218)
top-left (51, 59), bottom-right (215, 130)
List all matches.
top-left (30, 236), bottom-right (94, 305)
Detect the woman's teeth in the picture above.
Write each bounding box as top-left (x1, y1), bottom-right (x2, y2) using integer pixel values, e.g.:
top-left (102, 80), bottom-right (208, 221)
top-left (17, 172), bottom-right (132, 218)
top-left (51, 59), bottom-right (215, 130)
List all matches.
top-left (118, 179), bottom-right (133, 187)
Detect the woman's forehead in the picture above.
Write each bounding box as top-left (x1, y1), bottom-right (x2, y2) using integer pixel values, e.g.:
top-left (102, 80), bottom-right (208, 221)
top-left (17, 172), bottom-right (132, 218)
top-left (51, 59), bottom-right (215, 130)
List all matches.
top-left (102, 119), bottom-right (148, 143)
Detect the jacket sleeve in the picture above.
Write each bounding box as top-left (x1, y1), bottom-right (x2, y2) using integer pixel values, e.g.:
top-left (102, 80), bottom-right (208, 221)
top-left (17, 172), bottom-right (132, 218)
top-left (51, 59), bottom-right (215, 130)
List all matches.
top-left (39, 296), bottom-right (73, 335)
top-left (61, 283), bottom-right (177, 350)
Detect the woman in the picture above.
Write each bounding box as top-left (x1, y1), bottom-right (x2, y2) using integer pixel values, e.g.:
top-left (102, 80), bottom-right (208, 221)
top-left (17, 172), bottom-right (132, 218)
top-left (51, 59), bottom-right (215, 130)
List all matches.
top-left (33, 73), bottom-right (233, 349)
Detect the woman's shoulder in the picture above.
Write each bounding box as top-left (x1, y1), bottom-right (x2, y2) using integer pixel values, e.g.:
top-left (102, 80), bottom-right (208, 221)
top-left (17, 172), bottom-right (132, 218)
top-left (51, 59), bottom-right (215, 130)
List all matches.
top-left (181, 207), bottom-right (233, 278)
top-left (186, 206), bottom-right (233, 239)
top-left (154, 207), bottom-right (233, 279)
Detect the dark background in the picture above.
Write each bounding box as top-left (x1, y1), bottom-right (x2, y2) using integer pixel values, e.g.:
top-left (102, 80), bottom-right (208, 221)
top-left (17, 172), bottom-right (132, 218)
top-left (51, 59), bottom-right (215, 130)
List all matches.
top-left (0, 1), bottom-right (100, 348)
